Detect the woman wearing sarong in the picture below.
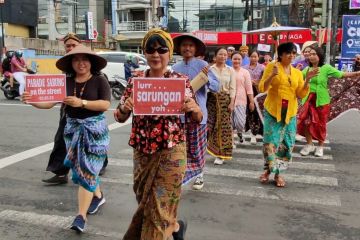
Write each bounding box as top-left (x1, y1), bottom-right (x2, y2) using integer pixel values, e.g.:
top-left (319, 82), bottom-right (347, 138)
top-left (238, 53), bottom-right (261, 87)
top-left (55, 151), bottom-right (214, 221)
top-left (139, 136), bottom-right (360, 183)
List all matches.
top-left (207, 47), bottom-right (236, 165)
top-left (298, 46), bottom-right (360, 157)
top-left (23, 45), bottom-right (111, 232)
top-left (258, 43), bottom-right (311, 187)
top-left (243, 50), bottom-right (265, 144)
top-left (114, 29), bottom-right (202, 240)
top-left (231, 52), bottom-right (254, 143)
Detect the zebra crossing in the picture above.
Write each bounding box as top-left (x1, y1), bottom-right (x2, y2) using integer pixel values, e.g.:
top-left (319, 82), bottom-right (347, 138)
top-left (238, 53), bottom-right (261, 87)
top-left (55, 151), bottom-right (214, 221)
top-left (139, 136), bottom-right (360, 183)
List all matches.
top-left (106, 133), bottom-right (340, 207)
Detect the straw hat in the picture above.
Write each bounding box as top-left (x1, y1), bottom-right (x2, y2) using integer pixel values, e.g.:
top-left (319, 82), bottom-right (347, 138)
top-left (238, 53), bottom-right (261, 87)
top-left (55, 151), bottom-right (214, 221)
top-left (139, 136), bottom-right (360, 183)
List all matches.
top-left (173, 33), bottom-right (206, 57)
top-left (301, 41), bottom-right (318, 52)
top-left (56, 45), bottom-right (107, 72)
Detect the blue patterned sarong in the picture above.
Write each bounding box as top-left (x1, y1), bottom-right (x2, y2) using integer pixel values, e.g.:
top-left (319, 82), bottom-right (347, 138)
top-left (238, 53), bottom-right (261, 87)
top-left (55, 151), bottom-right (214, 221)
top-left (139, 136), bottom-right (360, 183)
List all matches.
top-left (64, 114), bottom-right (109, 192)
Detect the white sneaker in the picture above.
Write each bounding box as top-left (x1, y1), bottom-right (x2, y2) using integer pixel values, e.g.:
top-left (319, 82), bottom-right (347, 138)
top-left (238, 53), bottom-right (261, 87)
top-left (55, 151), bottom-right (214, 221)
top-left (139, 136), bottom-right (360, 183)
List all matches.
top-left (214, 158), bottom-right (224, 165)
top-left (250, 136), bottom-right (257, 145)
top-left (192, 176), bottom-right (204, 190)
top-left (314, 146), bottom-right (324, 157)
top-left (300, 144), bottom-right (315, 156)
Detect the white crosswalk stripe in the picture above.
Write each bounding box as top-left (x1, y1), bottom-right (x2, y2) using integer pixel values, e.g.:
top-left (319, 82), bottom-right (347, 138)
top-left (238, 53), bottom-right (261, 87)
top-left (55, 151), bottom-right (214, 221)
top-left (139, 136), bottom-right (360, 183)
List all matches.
top-left (110, 133), bottom-right (340, 207)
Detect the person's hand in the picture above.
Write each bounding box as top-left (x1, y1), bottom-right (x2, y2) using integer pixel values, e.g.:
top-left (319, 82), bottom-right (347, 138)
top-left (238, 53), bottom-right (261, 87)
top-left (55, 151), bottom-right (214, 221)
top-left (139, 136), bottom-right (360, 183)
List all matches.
top-left (249, 102), bottom-right (255, 112)
top-left (63, 96), bottom-right (82, 108)
top-left (305, 67), bottom-right (319, 83)
top-left (251, 80), bottom-right (258, 86)
top-left (228, 102), bottom-right (235, 112)
top-left (114, 108), bottom-right (121, 122)
top-left (296, 63), bottom-right (303, 70)
top-left (201, 66), bottom-right (209, 75)
top-left (22, 91), bottom-right (32, 104)
top-left (122, 95), bottom-right (134, 113)
top-left (272, 63), bottom-right (279, 76)
top-left (182, 97), bottom-right (200, 113)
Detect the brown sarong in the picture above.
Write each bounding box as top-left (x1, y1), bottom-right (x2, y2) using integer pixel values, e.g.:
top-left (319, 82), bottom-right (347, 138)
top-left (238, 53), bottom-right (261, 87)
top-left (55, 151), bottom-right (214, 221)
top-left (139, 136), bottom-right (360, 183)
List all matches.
top-left (206, 92), bottom-right (233, 159)
top-left (122, 143), bottom-right (186, 240)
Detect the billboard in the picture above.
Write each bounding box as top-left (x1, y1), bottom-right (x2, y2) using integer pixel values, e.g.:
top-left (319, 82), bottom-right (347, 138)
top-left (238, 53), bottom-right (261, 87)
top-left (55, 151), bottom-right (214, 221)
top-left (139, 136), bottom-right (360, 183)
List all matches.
top-left (2, 0), bottom-right (38, 27)
top-left (341, 15), bottom-right (360, 59)
top-left (350, 0), bottom-right (360, 9)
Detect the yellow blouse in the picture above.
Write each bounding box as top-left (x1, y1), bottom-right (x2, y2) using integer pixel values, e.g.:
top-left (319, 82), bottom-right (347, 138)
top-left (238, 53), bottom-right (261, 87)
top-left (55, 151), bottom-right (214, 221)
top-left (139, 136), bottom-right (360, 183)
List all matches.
top-left (258, 62), bottom-right (309, 124)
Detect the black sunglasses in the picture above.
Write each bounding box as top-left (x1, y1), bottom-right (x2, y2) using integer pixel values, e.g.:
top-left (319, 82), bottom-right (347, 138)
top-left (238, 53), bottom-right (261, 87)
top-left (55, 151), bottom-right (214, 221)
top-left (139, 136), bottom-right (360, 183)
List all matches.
top-left (145, 47), bottom-right (169, 54)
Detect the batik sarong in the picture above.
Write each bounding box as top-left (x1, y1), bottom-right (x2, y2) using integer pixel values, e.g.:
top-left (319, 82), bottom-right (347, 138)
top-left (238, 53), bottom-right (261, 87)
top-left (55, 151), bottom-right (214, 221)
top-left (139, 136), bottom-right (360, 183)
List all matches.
top-left (297, 93), bottom-right (330, 142)
top-left (183, 123), bottom-right (207, 184)
top-left (64, 114), bottom-right (109, 192)
top-left (232, 105), bottom-right (247, 133)
top-left (122, 142), bottom-right (186, 240)
top-left (245, 86), bottom-right (264, 136)
top-left (263, 110), bottom-right (296, 174)
top-left (207, 92), bottom-right (233, 159)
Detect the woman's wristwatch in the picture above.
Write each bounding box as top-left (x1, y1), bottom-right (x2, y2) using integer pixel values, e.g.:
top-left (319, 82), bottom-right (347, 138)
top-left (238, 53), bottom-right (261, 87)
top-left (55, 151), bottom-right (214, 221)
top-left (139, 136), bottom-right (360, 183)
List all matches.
top-left (81, 100), bottom-right (88, 108)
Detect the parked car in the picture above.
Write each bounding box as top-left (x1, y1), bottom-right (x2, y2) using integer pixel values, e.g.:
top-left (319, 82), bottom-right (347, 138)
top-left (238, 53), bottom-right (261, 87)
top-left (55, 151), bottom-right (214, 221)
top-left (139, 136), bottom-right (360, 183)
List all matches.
top-left (97, 51), bottom-right (147, 82)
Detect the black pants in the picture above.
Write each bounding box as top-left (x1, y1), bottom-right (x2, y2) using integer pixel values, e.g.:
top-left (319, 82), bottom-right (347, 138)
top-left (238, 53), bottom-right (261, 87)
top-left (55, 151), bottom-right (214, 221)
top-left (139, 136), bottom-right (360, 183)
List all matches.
top-left (46, 107), bottom-right (108, 175)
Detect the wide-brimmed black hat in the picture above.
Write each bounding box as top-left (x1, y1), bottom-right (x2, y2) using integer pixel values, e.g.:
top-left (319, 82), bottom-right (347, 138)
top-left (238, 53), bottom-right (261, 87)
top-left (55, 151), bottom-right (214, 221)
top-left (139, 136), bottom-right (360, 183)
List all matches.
top-left (56, 45), bottom-right (107, 72)
top-left (173, 33), bottom-right (206, 57)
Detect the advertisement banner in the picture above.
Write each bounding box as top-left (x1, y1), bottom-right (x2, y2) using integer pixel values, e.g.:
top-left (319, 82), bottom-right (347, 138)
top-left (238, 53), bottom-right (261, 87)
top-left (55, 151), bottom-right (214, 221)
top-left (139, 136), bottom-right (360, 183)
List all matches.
top-left (132, 78), bottom-right (186, 115)
top-left (350, 0), bottom-right (360, 9)
top-left (341, 15), bottom-right (360, 58)
top-left (25, 74), bottom-right (66, 103)
top-left (86, 12), bottom-right (95, 40)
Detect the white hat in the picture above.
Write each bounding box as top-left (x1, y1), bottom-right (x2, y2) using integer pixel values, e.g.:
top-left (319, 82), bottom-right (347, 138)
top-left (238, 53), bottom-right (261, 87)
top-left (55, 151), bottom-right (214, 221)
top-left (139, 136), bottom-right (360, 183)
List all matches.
top-left (227, 46), bottom-right (235, 51)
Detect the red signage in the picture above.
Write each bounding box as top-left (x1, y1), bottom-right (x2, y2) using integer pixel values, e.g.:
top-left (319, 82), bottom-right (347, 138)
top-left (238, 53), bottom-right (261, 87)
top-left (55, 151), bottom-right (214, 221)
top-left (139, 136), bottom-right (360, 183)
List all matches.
top-left (248, 30), bottom-right (312, 44)
top-left (316, 29), bottom-right (343, 43)
top-left (193, 31), bottom-right (218, 44)
top-left (132, 78), bottom-right (186, 115)
top-left (26, 74), bottom-right (66, 103)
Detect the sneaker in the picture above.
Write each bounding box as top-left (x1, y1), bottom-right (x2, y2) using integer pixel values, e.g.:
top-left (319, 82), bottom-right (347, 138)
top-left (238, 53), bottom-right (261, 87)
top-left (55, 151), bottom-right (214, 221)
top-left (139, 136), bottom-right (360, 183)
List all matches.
top-left (70, 215), bottom-right (86, 233)
top-left (87, 192), bottom-right (106, 214)
top-left (42, 174), bottom-right (68, 185)
top-left (192, 177), bottom-right (204, 190)
top-left (250, 135), bottom-right (257, 145)
top-left (314, 146), bottom-right (324, 157)
top-left (214, 158), bottom-right (224, 165)
top-left (237, 133), bottom-right (244, 143)
top-left (172, 220), bottom-right (187, 240)
top-left (300, 144), bottom-right (315, 156)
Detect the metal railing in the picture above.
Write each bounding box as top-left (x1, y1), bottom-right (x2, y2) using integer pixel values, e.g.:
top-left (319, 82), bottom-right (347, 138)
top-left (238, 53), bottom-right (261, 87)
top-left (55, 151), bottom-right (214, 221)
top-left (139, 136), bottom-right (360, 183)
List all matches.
top-left (117, 21), bottom-right (148, 32)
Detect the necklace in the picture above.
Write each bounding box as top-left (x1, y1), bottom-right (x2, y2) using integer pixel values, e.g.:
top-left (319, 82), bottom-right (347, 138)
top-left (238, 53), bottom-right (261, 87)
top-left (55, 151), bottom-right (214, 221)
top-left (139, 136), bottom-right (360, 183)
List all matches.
top-left (74, 74), bottom-right (92, 98)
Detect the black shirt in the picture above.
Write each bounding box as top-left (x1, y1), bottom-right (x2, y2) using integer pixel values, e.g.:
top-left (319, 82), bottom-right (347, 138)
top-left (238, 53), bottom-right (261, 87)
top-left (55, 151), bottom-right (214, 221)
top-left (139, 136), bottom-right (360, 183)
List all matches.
top-left (65, 74), bottom-right (111, 119)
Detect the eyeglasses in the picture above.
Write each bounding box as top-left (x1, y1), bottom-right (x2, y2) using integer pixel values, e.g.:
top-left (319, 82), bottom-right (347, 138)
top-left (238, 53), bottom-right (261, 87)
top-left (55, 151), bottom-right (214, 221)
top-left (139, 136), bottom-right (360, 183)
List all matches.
top-left (145, 47), bottom-right (169, 54)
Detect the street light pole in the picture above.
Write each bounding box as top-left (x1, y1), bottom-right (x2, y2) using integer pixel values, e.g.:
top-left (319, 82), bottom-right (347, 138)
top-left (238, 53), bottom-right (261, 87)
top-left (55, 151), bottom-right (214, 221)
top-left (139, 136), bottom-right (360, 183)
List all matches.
top-left (325, 0), bottom-right (333, 64)
top-left (0, 1), bottom-right (5, 58)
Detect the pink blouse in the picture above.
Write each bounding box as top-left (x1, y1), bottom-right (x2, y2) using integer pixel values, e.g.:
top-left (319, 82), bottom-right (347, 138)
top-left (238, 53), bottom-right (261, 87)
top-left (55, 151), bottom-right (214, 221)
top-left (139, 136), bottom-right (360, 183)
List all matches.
top-left (234, 67), bottom-right (253, 106)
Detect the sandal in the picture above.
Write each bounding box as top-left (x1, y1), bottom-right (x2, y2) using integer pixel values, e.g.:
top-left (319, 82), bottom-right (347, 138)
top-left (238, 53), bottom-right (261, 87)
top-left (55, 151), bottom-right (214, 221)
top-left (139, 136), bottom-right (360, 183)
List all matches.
top-left (274, 175), bottom-right (286, 187)
top-left (259, 171), bottom-right (270, 184)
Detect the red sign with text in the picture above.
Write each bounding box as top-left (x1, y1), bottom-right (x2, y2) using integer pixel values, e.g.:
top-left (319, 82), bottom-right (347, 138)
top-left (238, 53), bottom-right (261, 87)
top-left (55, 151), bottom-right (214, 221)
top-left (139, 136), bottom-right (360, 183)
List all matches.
top-left (133, 78), bottom-right (186, 115)
top-left (26, 74), bottom-right (66, 103)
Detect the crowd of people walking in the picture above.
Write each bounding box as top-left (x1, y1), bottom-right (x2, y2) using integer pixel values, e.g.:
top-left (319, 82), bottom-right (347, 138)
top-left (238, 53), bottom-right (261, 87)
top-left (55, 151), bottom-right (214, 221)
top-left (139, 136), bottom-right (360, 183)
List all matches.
top-left (20, 28), bottom-right (360, 240)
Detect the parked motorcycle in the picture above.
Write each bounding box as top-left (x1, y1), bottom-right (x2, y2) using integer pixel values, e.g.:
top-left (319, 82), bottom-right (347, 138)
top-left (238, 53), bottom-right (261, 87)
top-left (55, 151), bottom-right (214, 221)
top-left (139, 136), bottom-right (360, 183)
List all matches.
top-left (109, 74), bottom-right (127, 100)
top-left (1, 68), bottom-right (36, 100)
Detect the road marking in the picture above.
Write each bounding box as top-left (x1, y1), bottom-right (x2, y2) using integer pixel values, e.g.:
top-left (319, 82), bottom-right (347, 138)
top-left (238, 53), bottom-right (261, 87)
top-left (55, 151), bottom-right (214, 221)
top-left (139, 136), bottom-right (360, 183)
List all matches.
top-left (237, 134), bottom-right (330, 144)
top-left (101, 175), bottom-right (341, 207)
top-left (109, 157), bottom-right (335, 172)
top-left (234, 141), bottom-right (332, 151)
top-left (118, 147), bottom-right (333, 160)
top-left (0, 209), bottom-right (122, 238)
top-left (233, 148), bottom-right (333, 160)
top-left (0, 120), bottom-right (131, 170)
top-left (107, 158), bottom-right (337, 186)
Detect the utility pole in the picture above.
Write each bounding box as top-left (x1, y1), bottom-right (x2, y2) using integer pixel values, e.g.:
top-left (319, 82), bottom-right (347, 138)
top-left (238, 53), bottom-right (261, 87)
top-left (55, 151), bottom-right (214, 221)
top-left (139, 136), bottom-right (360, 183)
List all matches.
top-left (48, 0), bottom-right (56, 40)
top-left (330, 0), bottom-right (340, 66)
top-left (325, 0), bottom-right (333, 64)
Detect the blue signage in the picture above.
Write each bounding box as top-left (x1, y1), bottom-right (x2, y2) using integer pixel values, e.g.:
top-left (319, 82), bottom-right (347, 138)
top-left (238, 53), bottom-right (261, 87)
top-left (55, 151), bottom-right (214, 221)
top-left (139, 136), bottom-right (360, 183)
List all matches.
top-left (341, 15), bottom-right (360, 58)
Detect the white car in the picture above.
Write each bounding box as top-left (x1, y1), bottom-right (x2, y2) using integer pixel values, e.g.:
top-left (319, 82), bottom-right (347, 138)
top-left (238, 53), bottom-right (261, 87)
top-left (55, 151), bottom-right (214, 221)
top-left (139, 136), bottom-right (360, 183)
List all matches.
top-left (97, 51), bottom-right (147, 82)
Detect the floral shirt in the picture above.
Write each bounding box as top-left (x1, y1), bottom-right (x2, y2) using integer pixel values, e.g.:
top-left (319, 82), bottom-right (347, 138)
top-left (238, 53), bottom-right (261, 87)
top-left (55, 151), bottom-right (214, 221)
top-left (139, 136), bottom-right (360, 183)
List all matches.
top-left (120, 70), bottom-right (195, 154)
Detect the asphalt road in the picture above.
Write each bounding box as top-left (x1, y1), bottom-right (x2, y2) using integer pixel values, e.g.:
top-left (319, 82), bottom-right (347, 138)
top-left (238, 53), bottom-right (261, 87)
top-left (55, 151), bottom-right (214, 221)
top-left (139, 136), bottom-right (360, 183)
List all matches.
top-left (0, 97), bottom-right (360, 240)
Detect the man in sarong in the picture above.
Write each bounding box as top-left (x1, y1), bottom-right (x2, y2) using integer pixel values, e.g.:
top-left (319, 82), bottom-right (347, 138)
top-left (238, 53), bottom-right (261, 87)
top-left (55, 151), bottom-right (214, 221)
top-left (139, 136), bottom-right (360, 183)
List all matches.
top-left (172, 34), bottom-right (219, 190)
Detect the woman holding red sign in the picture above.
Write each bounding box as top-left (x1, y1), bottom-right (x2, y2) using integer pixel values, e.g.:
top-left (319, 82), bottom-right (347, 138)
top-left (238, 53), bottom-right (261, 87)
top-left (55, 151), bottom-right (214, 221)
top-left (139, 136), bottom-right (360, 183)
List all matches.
top-left (114, 28), bottom-right (202, 240)
top-left (22, 45), bottom-right (111, 233)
